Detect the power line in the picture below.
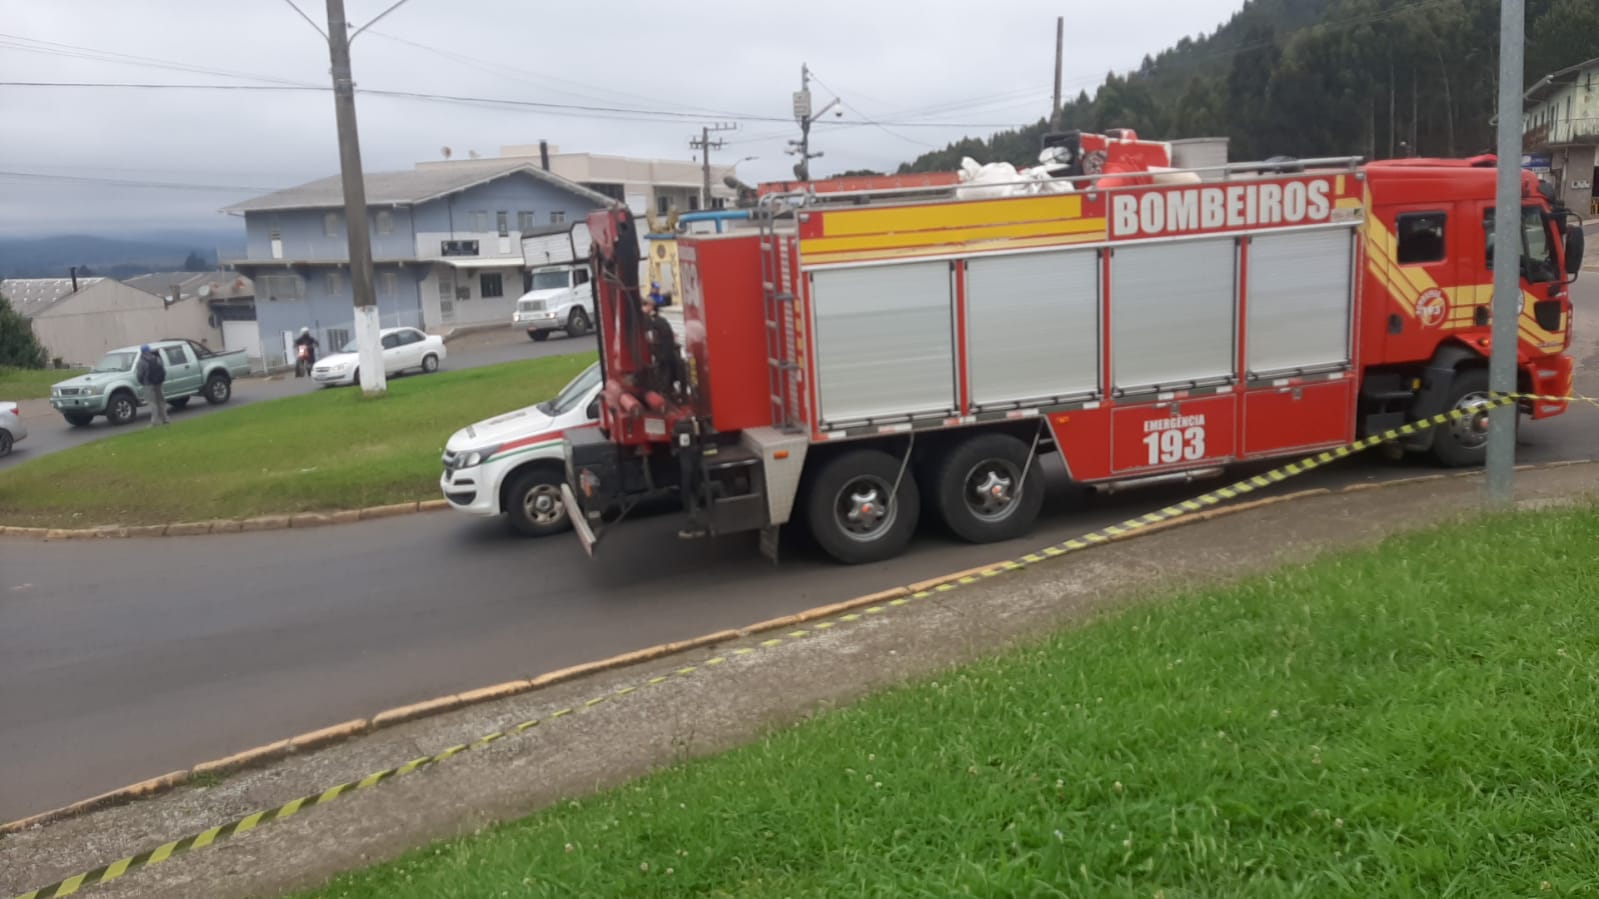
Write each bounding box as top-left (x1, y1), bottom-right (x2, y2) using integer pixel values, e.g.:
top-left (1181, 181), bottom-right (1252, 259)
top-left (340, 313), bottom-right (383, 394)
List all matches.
top-left (364, 29), bottom-right (764, 121)
top-left (277, 0), bottom-right (327, 38)
top-left (0, 169), bottom-right (287, 193)
top-left (804, 70), bottom-right (934, 149)
top-left (0, 33), bottom-right (314, 87)
top-left (0, 81), bottom-right (1037, 129)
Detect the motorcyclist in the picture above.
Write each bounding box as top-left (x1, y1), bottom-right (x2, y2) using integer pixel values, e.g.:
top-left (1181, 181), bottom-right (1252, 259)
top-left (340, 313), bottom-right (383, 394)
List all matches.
top-left (294, 327), bottom-right (320, 377)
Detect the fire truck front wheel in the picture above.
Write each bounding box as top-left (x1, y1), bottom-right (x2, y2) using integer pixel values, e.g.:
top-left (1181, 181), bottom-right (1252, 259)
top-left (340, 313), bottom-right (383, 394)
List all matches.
top-left (806, 449), bottom-right (921, 565)
top-left (933, 433), bottom-right (1045, 543)
top-left (1431, 368), bottom-right (1496, 468)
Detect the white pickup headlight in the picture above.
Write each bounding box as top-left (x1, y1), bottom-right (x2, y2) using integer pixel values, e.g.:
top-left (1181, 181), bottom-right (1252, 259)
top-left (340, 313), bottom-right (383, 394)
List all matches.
top-left (459, 445), bottom-right (501, 468)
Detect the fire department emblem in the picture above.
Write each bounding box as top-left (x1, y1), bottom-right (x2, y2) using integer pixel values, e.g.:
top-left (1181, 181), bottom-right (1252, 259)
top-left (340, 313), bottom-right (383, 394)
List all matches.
top-left (1416, 288), bottom-right (1448, 327)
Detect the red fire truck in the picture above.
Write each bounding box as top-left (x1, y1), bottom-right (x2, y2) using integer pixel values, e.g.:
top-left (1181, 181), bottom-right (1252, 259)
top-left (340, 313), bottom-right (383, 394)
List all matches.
top-left (560, 131), bottom-right (1587, 564)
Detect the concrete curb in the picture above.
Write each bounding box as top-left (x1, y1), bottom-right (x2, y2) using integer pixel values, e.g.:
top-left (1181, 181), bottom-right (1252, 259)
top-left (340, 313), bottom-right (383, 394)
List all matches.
top-left (3, 460), bottom-right (1592, 835)
top-left (0, 499), bottom-right (452, 541)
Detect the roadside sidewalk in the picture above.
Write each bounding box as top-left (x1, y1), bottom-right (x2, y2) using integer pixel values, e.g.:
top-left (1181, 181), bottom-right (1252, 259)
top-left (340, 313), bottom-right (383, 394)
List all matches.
top-left (5, 463), bottom-right (1598, 899)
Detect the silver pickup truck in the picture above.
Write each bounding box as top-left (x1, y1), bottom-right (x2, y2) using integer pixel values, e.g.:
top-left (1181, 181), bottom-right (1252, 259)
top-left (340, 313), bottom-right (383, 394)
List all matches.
top-left (50, 338), bottom-right (251, 426)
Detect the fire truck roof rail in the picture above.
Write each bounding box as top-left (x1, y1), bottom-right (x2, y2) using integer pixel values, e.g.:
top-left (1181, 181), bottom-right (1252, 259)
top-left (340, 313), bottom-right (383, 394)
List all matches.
top-left (755, 155), bottom-right (1367, 215)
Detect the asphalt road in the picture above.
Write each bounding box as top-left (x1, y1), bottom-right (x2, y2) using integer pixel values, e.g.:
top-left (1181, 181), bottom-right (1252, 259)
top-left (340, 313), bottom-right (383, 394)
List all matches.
top-left (2, 289), bottom-right (1597, 822)
top-left (0, 325), bottom-right (591, 472)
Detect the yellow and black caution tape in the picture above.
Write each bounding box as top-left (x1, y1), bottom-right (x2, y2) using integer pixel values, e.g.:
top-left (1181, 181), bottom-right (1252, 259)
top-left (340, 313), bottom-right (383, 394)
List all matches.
top-left (7, 390), bottom-right (1574, 899)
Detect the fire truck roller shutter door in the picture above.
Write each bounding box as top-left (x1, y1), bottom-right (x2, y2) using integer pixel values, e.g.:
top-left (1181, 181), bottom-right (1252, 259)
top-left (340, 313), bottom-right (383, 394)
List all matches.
top-left (1244, 227), bottom-right (1357, 377)
top-left (1110, 238), bottom-right (1238, 391)
top-left (965, 249), bottom-right (1100, 409)
top-left (810, 261), bottom-right (956, 426)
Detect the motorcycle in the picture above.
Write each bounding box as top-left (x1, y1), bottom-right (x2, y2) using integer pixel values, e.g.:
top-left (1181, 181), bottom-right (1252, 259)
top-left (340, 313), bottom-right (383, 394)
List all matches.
top-left (295, 344), bottom-right (313, 378)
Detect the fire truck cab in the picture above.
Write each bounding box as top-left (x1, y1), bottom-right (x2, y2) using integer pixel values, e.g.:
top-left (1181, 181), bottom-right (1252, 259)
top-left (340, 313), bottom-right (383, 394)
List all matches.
top-left (561, 132), bottom-right (1585, 565)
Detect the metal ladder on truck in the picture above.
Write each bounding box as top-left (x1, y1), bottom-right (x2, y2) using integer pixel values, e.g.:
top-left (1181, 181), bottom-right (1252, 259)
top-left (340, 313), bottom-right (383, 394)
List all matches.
top-left (757, 198), bottom-right (803, 434)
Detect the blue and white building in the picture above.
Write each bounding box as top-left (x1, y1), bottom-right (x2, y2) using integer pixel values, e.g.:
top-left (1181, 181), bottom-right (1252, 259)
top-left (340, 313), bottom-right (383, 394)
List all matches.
top-left (224, 157), bottom-right (613, 366)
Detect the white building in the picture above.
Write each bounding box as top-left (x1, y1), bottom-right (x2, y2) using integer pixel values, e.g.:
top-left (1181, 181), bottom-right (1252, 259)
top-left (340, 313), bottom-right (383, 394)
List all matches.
top-left (493, 143), bottom-right (740, 217)
top-left (1523, 57), bottom-right (1599, 216)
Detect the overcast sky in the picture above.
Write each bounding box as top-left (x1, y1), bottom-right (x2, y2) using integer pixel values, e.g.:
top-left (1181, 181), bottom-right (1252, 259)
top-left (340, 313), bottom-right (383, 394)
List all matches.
top-left (0, 0), bottom-right (1243, 238)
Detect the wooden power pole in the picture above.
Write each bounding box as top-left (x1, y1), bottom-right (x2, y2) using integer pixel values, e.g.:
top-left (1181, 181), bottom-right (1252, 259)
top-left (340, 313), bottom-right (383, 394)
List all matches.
top-left (690, 123), bottom-right (736, 209)
top-left (325, 0), bottom-right (384, 395)
top-left (1053, 16), bottom-right (1064, 128)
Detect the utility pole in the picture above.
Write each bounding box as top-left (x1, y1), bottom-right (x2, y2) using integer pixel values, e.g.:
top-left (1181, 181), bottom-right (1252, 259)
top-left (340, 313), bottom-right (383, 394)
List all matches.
top-left (1052, 17), bottom-right (1064, 129)
top-left (788, 63), bottom-right (840, 182)
top-left (324, 0), bottom-right (384, 395)
top-left (690, 123), bottom-right (736, 209)
top-left (1486, 0), bottom-right (1525, 503)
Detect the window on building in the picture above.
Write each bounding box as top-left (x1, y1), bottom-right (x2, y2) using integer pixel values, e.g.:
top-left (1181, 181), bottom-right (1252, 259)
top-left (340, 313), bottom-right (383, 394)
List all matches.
top-left (657, 195), bottom-right (671, 216)
top-left (517, 211), bottom-right (536, 232)
top-left (712, 197), bottom-right (726, 210)
top-left (470, 210), bottom-right (489, 232)
top-left (323, 212), bottom-right (340, 237)
top-left (688, 194), bottom-right (701, 212)
top-left (585, 182), bottom-right (625, 202)
top-left (380, 271), bottom-right (398, 295)
top-left (1396, 212), bottom-right (1447, 264)
top-left (260, 273), bottom-right (304, 301)
top-left (375, 210), bottom-right (393, 235)
top-left (497, 211), bottom-right (509, 236)
top-left (480, 272), bottom-right (504, 298)
top-left (327, 270), bottom-right (345, 295)
top-left (550, 210), bottom-right (566, 224)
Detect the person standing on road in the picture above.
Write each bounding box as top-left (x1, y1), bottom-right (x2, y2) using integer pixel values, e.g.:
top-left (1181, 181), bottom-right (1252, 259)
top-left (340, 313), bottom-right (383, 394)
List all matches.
top-left (135, 344), bottom-right (169, 428)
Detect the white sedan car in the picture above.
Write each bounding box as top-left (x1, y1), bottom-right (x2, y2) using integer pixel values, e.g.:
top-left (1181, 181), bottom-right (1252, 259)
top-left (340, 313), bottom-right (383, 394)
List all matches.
top-left (312, 327), bottom-right (447, 387)
top-left (0, 400), bottom-right (26, 456)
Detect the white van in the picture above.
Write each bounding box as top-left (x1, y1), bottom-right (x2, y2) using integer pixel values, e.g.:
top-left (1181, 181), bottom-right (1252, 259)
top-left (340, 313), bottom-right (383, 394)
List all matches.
top-left (439, 361), bottom-right (602, 536)
top-left (513, 263), bottom-right (593, 341)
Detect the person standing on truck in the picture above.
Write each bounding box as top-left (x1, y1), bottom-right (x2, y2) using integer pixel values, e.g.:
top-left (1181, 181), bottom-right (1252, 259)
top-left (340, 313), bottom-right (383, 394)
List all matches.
top-left (640, 299), bottom-right (682, 394)
top-left (135, 344), bottom-right (169, 428)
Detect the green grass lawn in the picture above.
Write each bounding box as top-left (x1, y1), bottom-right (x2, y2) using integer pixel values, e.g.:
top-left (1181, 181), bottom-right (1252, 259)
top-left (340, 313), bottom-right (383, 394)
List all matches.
top-left (303, 507), bottom-right (1599, 898)
top-left (0, 354), bottom-right (594, 527)
top-left (0, 366), bottom-right (82, 400)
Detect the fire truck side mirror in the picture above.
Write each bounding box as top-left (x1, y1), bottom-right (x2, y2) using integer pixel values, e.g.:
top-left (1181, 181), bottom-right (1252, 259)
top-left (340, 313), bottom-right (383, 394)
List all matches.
top-left (1565, 219), bottom-right (1585, 277)
top-left (586, 397), bottom-right (600, 421)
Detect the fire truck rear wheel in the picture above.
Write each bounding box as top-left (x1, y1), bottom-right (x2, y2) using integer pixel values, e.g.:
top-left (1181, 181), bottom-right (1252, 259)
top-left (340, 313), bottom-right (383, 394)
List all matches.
top-left (934, 433), bottom-right (1045, 543)
top-left (806, 449), bottom-right (920, 565)
top-left (1430, 368), bottom-right (1496, 468)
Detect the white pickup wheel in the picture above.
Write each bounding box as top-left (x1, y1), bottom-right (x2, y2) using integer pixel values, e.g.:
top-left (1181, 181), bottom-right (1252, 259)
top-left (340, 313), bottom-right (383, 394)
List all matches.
top-left (933, 433), bottom-right (1045, 543)
top-left (504, 467), bottom-right (570, 537)
top-left (805, 448), bottom-right (920, 565)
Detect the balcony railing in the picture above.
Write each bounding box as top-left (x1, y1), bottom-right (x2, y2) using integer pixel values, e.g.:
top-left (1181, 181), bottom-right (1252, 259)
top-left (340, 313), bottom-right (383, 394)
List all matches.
top-left (1525, 116), bottom-right (1599, 148)
top-left (222, 233), bottom-right (419, 265)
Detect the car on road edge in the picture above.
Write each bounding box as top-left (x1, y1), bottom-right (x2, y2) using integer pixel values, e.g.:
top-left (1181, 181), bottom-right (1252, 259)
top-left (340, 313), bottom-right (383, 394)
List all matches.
top-left (48, 339), bottom-right (249, 427)
top-left (439, 360), bottom-right (602, 536)
top-left (312, 327), bottom-right (447, 387)
top-left (0, 400), bottom-right (25, 455)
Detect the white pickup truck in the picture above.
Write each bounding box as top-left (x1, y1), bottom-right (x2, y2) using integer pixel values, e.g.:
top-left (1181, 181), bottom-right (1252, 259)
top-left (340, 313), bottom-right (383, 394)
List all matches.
top-left (439, 361), bottom-right (602, 536)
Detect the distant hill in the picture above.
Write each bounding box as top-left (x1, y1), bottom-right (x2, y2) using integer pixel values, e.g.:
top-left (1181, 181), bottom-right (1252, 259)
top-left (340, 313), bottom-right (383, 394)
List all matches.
top-left (897, 0), bottom-right (1599, 172)
top-left (0, 232), bottom-right (246, 280)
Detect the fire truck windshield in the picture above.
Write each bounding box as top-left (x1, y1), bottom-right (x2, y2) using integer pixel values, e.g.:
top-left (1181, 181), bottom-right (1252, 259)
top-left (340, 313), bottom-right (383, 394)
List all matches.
top-left (1485, 206), bottom-right (1561, 283)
